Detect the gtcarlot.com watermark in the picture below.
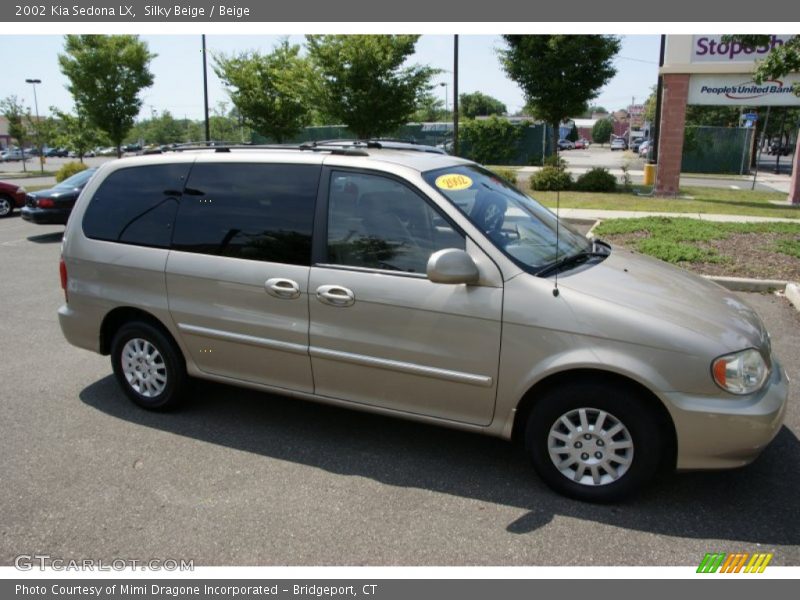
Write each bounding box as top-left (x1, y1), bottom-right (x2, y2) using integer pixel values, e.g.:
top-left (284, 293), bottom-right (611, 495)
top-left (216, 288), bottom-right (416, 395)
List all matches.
top-left (14, 554), bottom-right (194, 571)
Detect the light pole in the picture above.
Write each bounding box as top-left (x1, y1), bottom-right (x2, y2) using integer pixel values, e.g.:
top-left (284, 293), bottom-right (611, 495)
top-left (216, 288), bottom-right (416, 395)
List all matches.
top-left (25, 78), bottom-right (44, 173)
top-left (439, 82), bottom-right (449, 120)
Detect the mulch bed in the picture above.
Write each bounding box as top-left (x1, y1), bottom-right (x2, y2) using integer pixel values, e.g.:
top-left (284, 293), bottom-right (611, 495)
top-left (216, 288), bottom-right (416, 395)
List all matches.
top-left (603, 231), bottom-right (800, 281)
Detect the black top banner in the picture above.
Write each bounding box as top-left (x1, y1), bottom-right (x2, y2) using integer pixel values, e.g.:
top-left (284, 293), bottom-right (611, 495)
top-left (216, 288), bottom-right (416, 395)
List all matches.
top-left (2, 0), bottom-right (800, 22)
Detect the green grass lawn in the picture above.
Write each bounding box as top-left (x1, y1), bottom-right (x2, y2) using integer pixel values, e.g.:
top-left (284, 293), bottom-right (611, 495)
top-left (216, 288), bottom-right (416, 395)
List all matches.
top-left (0, 170), bottom-right (57, 179)
top-left (525, 186), bottom-right (800, 219)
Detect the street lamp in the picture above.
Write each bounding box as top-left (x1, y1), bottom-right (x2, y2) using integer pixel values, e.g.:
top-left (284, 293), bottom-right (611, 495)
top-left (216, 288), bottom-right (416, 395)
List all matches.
top-left (25, 78), bottom-right (44, 173)
top-left (439, 82), bottom-right (449, 119)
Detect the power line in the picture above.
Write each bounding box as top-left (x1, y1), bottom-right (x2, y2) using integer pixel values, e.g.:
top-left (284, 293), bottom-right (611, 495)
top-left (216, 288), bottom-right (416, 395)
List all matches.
top-left (615, 55), bottom-right (658, 65)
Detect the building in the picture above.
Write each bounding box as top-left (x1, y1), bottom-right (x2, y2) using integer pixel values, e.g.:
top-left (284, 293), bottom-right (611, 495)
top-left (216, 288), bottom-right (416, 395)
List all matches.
top-left (656, 34), bottom-right (799, 202)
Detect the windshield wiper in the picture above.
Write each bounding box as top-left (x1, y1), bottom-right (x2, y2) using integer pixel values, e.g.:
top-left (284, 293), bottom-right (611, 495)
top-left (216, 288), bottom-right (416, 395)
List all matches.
top-left (536, 242), bottom-right (610, 277)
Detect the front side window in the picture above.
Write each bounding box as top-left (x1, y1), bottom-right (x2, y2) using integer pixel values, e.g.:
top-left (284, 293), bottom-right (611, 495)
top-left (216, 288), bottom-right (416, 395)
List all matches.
top-left (172, 163), bottom-right (319, 266)
top-left (422, 165), bottom-right (591, 273)
top-left (325, 171), bottom-right (465, 274)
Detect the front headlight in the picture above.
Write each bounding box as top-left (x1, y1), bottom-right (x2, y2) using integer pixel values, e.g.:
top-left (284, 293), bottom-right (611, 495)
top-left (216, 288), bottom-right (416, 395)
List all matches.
top-left (712, 348), bottom-right (769, 395)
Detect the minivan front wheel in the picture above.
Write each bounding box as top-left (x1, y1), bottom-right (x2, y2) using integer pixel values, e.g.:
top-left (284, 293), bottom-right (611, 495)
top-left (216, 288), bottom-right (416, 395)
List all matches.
top-left (525, 381), bottom-right (664, 502)
top-left (110, 321), bottom-right (187, 410)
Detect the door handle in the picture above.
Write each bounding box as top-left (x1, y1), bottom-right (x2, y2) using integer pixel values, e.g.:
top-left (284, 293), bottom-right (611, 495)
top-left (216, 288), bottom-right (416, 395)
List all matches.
top-left (316, 284), bottom-right (355, 307)
top-left (265, 278), bottom-right (301, 299)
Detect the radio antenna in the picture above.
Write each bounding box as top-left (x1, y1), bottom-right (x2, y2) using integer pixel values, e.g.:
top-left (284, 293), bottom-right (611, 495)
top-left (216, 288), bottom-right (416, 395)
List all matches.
top-left (553, 140), bottom-right (561, 298)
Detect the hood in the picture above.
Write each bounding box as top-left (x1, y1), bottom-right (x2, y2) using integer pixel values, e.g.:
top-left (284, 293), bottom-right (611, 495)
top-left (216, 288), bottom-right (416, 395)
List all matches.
top-left (558, 246), bottom-right (769, 354)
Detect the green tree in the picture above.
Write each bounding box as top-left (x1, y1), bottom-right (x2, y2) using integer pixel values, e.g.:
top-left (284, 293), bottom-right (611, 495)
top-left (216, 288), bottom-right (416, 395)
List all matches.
top-left (59, 35), bottom-right (155, 157)
top-left (306, 35), bottom-right (438, 139)
top-left (567, 123), bottom-right (580, 142)
top-left (1, 96), bottom-right (31, 171)
top-left (459, 92), bottom-right (507, 118)
top-left (147, 111), bottom-right (186, 145)
top-left (591, 119), bottom-right (613, 145)
top-left (52, 108), bottom-right (105, 162)
top-left (500, 35), bottom-right (620, 150)
top-left (411, 93), bottom-right (447, 122)
top-left (214, 40), bottom-right (312, 143)
top-left (643, 86), bottom-right (657, 124)
top-left (685, 106), bottom-right (741, 127)
top-left (723, 35), bottom-right (800, 93)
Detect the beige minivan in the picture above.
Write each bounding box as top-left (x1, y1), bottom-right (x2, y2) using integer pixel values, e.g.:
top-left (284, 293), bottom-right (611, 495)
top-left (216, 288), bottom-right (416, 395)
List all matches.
top-left (58, 145), bottom-right (788, 502)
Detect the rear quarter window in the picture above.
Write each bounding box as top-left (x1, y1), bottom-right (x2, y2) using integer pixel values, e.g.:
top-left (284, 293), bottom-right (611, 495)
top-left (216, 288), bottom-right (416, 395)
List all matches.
top-left (82, 164), bottom-right (190, 248)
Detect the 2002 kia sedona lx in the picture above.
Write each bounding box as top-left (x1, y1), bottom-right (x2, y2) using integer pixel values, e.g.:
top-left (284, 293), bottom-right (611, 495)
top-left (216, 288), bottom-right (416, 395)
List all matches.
top-left (58, 145), bottom-right (788, 502)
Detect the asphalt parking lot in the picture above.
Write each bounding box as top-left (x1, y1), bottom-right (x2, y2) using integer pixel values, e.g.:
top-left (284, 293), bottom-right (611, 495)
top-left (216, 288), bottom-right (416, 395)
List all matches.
top-left (1, 214), bottom-right (798, 566)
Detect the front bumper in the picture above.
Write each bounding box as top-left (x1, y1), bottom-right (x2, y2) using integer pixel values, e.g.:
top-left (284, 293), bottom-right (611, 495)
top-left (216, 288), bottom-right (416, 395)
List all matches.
top-left (665, 359), bottom-right (788, 470)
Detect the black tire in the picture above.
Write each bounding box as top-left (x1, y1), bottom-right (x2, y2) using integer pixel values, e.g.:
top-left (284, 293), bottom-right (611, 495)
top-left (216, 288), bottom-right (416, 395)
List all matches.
top-left (0, 195), bottom-right (14, 218)
top-left (525, 380), bottom-right (664, 503)
top-left (110, 321), bottom-right (187, 410)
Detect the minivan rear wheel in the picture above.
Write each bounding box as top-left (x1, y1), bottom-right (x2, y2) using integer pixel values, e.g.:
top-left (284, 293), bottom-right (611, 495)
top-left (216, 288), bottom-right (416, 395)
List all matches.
top-left (525, 381), bottom-right (664, 502)
top-left (110, 321), bottom-right (187, 410)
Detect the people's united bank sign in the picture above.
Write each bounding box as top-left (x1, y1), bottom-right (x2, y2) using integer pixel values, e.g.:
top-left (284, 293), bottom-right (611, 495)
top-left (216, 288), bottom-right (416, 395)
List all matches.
top-left (688, 74), bottom-right (800, 106)
top-left (674, 35), bottom-right (800, 106)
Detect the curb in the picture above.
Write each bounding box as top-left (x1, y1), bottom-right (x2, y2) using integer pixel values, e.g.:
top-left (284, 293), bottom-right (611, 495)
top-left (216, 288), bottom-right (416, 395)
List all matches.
top-left (704, 276), bottom-right (789, 293)
top-left (785, 283), bottom-right (800, 312)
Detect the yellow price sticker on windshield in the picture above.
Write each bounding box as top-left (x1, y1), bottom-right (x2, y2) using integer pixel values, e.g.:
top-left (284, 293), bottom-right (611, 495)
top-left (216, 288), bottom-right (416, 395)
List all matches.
top-left (435, 174), bottom-right (473, 191)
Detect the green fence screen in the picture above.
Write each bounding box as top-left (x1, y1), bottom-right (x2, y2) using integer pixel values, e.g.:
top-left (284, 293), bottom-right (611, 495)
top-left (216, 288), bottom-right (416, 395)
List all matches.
top-left (682, 126), bottom-right (754, 174)
top-left (253, 121), bottom-right (554, 166)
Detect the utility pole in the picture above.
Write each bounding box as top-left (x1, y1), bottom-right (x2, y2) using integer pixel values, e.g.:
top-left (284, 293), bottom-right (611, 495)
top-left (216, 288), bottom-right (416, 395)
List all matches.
top-left (25, 78), bottom-right (43, 173)
top-left (202, 35), bottom-right (210, 144)
top-left (453, 35), bottom-right (459, 156)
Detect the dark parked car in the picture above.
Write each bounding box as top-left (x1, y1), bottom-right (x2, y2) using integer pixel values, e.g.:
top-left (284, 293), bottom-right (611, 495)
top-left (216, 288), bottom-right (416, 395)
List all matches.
top-left (44, 147), bottom-right (69, 158)
top-left (0, 180), bottom-right (27, 218)
top-left (21, 168), bottom-right (97, 225)
top-left (768, 141), bottom-right (793, 156)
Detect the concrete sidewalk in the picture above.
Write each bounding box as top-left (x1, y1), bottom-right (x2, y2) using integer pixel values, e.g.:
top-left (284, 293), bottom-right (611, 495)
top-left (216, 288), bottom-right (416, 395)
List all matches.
top-left (559, 207), bottom-right (798, 223)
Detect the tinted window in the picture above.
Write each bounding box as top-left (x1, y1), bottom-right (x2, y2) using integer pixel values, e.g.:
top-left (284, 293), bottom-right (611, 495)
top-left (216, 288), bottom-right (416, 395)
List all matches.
top-left (54, 167), bottom-right (97, 190)
top-left (172, 163), bottom-right (319, 266)
top-left (83, 164), bottom-right (189, 248)
top-left (326, 171), bottom-right (464, 274)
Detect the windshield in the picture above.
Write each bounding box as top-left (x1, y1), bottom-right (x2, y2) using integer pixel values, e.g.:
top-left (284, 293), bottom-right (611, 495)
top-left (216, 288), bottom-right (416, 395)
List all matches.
top-left (55, 168), bottom-right (96, 190)
top-left (422, 165), bottom-right (590, 272)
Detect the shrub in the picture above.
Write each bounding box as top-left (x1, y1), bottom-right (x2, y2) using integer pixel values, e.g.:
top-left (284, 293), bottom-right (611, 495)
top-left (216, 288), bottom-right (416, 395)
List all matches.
top-left (55, 161), bottom-right (88, 183)
top-left (530, 166), bottom-right (572, 191)
top-left (543, 154), bottom-right (567, 168)
top-left (491, 167), bottom-right (517, 185)
top-left (459, 116), bottom-right (523, 165)
top-left (574, 167), bottom-right (617, 192)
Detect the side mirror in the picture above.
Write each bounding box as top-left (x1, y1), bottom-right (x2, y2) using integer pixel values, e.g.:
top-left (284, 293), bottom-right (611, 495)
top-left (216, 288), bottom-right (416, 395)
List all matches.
top-left (427, 248), bottom-right (480, 285)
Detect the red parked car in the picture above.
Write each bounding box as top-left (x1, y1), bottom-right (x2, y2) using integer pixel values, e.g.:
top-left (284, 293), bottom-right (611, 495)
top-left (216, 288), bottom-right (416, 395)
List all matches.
top-left (0, 180), bottom-right (27, 218)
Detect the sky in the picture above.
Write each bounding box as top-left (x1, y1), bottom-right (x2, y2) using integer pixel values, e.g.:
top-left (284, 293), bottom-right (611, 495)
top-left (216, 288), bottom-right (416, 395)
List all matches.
top-left (0, 34), bottom-right (660, 122)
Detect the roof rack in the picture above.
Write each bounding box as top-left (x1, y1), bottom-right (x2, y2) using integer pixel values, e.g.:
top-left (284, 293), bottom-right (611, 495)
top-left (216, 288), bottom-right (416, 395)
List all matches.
top-left (168, 142), bottom-right (369, 157)
top-left (302, 139), bottom-right (443, 154)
